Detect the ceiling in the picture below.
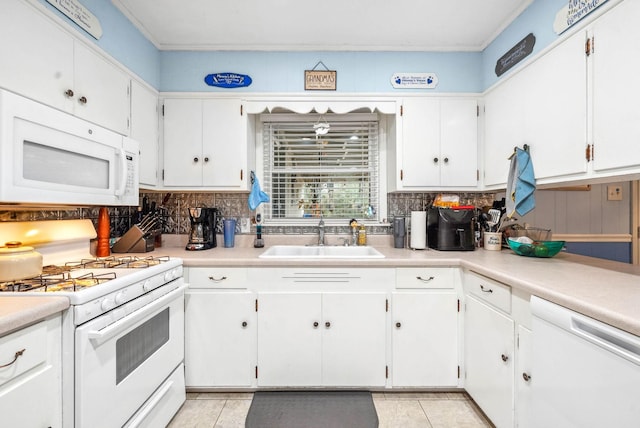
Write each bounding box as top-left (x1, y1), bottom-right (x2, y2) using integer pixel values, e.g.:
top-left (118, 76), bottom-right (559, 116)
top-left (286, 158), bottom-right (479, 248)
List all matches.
top-left (111, 0), bottom-right (533, 52)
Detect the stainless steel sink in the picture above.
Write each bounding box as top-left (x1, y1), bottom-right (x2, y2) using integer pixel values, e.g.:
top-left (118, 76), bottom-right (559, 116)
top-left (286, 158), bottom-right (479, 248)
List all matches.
top-left (259, 245), bottom-right (385, 259)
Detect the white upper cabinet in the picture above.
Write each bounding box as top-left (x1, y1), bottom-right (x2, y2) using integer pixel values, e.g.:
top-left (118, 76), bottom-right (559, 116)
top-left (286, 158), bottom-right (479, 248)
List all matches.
top-left (591, 0), bottom-right (640, 174)
top-left (395, 97), bottom-right (478, 190)
top-left (484, 29), bottom-right (587, 188)
top-left (131, 81), bottom-right (159, 187)
top-left (163, 98), bottom-right (247, 189)
top-left (0, 0), bottom-right (74, 112)
top-left (522, 30), bottom-right (588, 182)
top-left (0, 0), bottom-right (131, 135)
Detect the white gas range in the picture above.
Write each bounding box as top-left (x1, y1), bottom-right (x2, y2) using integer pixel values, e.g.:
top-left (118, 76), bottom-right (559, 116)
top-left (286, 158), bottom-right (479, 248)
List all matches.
top-left (0, 220), bottom-right (186, 428)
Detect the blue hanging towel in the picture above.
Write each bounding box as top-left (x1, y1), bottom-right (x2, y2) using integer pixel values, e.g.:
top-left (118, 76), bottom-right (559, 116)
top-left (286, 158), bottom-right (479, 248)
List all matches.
top-left (248, 171), bottom-right (270, 211)
top-left (506, 147), bottom-right (536, 217)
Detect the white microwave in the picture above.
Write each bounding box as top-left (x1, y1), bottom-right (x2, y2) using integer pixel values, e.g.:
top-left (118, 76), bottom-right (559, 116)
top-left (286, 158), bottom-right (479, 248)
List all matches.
top-left (0, 89), bottom-right (139, 206)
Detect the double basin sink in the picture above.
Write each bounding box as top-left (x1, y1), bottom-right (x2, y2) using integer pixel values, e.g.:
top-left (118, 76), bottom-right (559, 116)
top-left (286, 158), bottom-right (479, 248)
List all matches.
top-left (259, 245), bottom-right (385, 259)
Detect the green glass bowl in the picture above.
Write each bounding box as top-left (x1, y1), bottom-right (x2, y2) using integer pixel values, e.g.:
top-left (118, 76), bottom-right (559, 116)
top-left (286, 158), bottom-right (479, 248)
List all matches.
top-left (507, 239), bottom-right (565, 258)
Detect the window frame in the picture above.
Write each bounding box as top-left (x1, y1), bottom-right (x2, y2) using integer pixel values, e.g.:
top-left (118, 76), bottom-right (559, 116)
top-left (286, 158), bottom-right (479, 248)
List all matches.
top-left (255, 112), bottom-right (389, 226)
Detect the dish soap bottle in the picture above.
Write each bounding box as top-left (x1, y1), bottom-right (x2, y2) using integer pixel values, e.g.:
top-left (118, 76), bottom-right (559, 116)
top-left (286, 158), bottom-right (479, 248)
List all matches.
top-left (357, 224), bottom-right (367, 246)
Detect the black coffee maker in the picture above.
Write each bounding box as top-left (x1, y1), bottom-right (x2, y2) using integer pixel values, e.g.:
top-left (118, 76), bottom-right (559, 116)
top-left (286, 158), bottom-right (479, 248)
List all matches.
top-left (186, 207), bottom-right (218, 251)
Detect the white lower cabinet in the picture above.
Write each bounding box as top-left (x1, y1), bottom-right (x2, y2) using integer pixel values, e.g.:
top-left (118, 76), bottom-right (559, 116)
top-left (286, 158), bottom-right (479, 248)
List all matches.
top-left (184, 268), bottom-right (256, 388)
top-left (257, 292), bottom-right (387, 387)
top-left (515, 325), bottom-right (532, 428)
top-left (464, 272), bottom-right (515, 428)
top-left (392, 267), bottom-right (460, 387)
top-left (0, 315), bottom-right (62, 428)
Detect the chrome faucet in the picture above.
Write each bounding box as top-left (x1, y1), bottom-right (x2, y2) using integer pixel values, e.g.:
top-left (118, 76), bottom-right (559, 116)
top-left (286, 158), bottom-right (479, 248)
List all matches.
top-left (317, 215), bottom-right (326, 246)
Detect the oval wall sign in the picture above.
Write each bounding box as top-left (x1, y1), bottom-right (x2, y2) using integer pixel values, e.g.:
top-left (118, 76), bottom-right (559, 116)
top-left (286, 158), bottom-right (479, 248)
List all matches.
top-left (204, 73), bottom-right (252, 88)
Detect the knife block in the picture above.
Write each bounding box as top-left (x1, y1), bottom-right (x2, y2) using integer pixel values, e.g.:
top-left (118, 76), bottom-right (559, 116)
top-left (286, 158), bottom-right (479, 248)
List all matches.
top-left (111, 225), bottom-right (155, 253)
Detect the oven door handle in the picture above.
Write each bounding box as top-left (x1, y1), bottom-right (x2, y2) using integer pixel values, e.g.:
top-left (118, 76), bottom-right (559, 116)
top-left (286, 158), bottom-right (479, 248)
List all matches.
top-left (88, 283), bottom-right (186, 345)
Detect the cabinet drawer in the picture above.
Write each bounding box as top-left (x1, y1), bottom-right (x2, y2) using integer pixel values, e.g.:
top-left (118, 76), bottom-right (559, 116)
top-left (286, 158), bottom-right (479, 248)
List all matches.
top-left (0, 321), bottom-right (48, 388)
top-left (466, 271), bottom-right (511, 313)
top-left (188, 268), bottom-right (248, 289)
top-left (396, 268), bottom-right (455, 289)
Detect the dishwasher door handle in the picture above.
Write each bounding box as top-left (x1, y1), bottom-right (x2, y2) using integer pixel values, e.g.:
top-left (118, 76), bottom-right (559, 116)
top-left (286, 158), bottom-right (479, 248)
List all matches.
top-left (572, 318), bottom-right (640, 366)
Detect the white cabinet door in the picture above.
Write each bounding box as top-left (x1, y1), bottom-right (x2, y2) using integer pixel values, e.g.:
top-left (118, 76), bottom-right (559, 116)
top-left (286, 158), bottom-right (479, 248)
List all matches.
top-left (483, 75), bottom-right (526, 187)
top-left (400, 98), bottom-right (440, 188)
top-left (399, 98), bottom-right (477, 189)
top-left (392, 292), bottom-right (459, 387)
top-left (202, 99), bottom-right (247, 188)
top-left (131, 81), bottom-right (159, 187)
top-left (185, 291), bottom-right (256, 387)
top-left (73, 42), bottom-right (131, 135)
top-left (322, 293), bottom-right (387, 387)
top-left (440, 99), bottom-right (478, 187)
top-left (0, 0), bottom-right (74, 112)
top-left (523, 30), bottom-right (588, 181)
top-left (465, 295), bottom-right (514, 428)
top-left (257, 293), bottom-right (322, 386)
top-left (592, 0), bottom-right (640, 172)
top-left (516, 325), bottom-right (532, 428)
top-left (163, 98), bottom-right (203, 186)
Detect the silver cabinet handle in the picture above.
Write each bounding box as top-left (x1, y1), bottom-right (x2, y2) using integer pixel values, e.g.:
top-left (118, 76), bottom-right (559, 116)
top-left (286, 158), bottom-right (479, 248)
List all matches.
top-left (480, 285), bottom-right (493, 293)
top-left (416, 276), bottom-right (435, 282)
top-left (208, 276), bottom-right (227, 282)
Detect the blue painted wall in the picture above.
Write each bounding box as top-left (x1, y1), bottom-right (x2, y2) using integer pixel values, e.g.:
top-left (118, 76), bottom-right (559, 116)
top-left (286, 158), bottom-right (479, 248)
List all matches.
top-left (36, 0), bottom-right (576, 93)
top-left (565, 242), bottom-right (632, 263)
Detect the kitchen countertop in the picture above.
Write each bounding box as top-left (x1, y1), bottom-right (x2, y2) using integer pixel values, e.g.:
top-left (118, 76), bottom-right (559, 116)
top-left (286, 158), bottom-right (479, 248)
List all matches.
top-left (153, 234), bottom-right (640, 336)
top-left (0, 296), bottom-right (69, 337)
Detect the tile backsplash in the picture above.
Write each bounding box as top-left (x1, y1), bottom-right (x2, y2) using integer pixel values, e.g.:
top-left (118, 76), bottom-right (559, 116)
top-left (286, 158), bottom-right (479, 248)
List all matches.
top-left (0, 191), bottom-right (496, 238)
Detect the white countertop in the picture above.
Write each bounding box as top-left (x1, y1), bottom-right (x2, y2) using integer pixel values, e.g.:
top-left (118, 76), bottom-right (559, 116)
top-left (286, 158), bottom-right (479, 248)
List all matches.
top-left (152, 234), bottom-right (640, 336)
top-left (0, 296), bottom-right (68, 337)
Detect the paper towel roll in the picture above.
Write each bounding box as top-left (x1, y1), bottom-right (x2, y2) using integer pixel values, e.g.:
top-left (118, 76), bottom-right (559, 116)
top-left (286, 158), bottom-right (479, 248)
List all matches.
top-left (410, 211), bottom-right (427, 249)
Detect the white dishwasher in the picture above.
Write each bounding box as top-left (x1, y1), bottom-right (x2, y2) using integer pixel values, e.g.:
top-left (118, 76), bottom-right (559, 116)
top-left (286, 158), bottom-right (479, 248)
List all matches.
top-left (531, 296), bottom-right (640, 428)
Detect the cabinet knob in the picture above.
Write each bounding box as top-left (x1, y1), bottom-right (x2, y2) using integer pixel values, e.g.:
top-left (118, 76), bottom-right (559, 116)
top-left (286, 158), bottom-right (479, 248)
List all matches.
top-left (443, 157), bottom-right (449, 163)
top-left (325, 321), bottom-right (331, 328)
top-left (522, 372), bottom-right (531, 382)
top-left (395, 322), bottom-right (402, 328)
top-left (204, 157), bottom-right (210, 162)
top-left (241, 321), bottom-right (248, 328)
top-left (313, 321), bottom-right (319, 328)
top-left (433, 157), bottom-right (439, 163)
top-left (78, 96), bottom-right (87, 104)
top-left (501, 354), bottom-right (509, 362)
top-left (193, 157), bottom-right (199, 163)
top-left (64, 89), bottom-right (74, 98)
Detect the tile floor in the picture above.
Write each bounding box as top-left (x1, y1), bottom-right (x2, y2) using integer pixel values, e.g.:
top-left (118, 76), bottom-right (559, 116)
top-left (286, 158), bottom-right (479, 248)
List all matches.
top-left (167, 391), bottom-right (494, 428)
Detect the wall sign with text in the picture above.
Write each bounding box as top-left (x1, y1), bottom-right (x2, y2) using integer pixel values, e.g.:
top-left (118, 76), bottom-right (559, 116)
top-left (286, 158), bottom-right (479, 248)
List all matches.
top-left (554, 0), bottom-right (609, 34)
top-left (495, 33), bottom-right (536, 77)
top-left (390, 73), bottom-right (439, 89)
top-left (305, 70), bottom-right (337, 90)
top-left (204, 73), bottom-right (252, 88)
top-left (46, 0), bottom-right (102, 39)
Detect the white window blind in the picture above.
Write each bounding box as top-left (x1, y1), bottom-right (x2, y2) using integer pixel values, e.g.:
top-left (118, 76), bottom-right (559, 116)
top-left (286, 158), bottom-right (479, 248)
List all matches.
top-left (263, 118), bottom-right (379, 222)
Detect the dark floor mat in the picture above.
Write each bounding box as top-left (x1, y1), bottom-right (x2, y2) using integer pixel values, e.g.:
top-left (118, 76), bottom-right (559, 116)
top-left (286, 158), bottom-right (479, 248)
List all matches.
top-left (245, 390), bottom-right (379, 428)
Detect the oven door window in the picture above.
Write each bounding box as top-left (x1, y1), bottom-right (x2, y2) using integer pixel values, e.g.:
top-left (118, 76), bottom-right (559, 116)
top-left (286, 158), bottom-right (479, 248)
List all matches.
top-left (116, 308), bottom-right (169, 384)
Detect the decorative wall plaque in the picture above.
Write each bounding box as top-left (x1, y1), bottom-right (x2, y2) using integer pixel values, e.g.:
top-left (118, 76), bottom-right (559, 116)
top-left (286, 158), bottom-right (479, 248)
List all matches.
top-left (305, 61), bottom-right (336, 91)
top-left (495, 33), bottom-right (536, 77)
top-left (46, 0), bottom-right (102, 39)
top-left (204, 73), bottom-right (252, 88)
